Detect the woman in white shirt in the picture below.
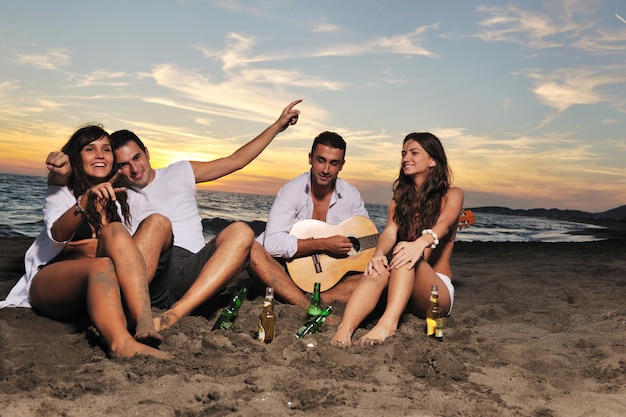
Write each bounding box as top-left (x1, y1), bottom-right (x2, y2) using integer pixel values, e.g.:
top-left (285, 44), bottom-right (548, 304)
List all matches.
top-left (9, 125), bottom-right (171, 359)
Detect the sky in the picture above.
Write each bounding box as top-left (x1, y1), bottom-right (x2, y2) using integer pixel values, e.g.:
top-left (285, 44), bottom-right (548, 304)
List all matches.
top-left (0, 0), bottom-right (625, 212)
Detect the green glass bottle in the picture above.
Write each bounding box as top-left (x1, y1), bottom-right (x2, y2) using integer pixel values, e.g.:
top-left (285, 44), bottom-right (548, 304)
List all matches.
top-left (212, 287), bottom-right (248, 331)
top-left (257, 287), bottom-right (276, 343)
top-left (307, 282), bottom-right (322, 321)
top-left (295, 305), bottom-right (333, 338)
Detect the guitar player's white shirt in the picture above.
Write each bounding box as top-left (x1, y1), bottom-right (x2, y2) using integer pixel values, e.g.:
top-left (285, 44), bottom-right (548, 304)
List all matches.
top-left (257, 171), bottom-right (369, 259)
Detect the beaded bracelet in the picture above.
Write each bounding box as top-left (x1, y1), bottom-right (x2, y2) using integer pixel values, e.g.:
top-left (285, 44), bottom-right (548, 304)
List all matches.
top-left (421, 229), bottom-right (439, 249)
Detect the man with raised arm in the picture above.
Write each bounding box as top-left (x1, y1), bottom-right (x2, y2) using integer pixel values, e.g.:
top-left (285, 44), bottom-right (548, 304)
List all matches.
top-left (48, 100), bottom-right (301, 330)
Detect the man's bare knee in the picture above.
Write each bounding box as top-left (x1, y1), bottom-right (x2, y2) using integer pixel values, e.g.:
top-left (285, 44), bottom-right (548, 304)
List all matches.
top-left (217, 221), bottom-right (254, 244)
top-left (249, 242), bottom-right (284, 278)
top-left (139, 214), bottom-right (172, 234)
top-left (249, 241), bottom-right (269, 265)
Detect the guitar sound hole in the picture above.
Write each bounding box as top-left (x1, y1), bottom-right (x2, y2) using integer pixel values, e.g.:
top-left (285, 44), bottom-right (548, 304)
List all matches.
top-left (347, 236), bottom-right (360, 256)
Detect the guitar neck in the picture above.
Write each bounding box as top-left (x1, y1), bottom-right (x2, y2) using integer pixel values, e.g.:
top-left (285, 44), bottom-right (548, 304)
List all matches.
top-left (358, 234), bottom-right (379, 251)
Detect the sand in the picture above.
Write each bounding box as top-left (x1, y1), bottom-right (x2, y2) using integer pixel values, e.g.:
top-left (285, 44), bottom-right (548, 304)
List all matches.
top-left (1, 230), bottom-right (625, 417)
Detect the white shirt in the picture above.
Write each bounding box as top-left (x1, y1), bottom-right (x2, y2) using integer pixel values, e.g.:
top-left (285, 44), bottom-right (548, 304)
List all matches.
top-left (0, 186), bottom-right (77, 308)
top-left (127, 161), bottom-right (205, 253)
top-left (257, 172), bottom-right (368, 259)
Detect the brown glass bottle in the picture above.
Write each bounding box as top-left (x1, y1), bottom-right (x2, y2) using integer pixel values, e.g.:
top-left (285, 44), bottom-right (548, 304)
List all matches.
top-left (257, 287), bottom-right (276, 343)
top-left (426, 284), bottom-right (444, 341)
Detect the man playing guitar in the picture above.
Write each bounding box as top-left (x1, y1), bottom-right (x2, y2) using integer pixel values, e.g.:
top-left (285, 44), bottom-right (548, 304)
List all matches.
top-left (248, 131), bottom-right (369, 308)
top-left (248, 131), bottom-right (475, 311)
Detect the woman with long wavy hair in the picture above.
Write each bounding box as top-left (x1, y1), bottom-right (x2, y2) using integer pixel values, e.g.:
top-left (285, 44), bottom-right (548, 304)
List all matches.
top-left (2, 125), bottom-right (171, 359)
top-left (332, 132), bottom-right (463, 346)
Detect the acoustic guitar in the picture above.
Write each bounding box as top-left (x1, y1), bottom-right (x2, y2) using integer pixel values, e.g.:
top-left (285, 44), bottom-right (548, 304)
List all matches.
top-left (287, 209), bottom-right (475, 292)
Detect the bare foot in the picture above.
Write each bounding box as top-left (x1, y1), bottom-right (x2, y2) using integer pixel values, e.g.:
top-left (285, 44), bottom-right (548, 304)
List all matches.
top-left (356, 323), bottom-right (396, 346)
top-left (356, 338), bottom-right (384, 347)
top-left (135, 331), bottom-right (162, 348)
top-left (135, 317), bottom-right (161, 347)
top-left (154, 310), bottom-right (181, 332)
top-left (109, 338), bottom-right (173, 360)
top-left (331, 324), bottom-right (353, 348)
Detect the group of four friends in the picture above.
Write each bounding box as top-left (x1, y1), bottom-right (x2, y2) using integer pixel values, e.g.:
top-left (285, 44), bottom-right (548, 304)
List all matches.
top-left (0, 99), bottom-right (463, 359)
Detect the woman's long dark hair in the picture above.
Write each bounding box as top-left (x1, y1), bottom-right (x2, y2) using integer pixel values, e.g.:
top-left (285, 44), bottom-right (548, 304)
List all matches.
top-left (61, 125), bottom-right (130, 234)
top-left (392, 132), bottom-right (451, 241)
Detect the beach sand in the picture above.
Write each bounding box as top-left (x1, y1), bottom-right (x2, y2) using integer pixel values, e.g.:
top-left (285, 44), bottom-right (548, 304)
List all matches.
top-left (1, 230), bottom-right (625, 416)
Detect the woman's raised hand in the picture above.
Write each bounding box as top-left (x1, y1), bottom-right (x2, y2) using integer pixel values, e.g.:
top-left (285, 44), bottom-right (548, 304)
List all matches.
top-left (85, 171), bottom-right (126, 204)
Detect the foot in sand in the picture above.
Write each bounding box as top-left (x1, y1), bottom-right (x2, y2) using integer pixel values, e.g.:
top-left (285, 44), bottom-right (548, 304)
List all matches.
top-left (110, 338), bottom-right (173, 360)
top-left (331, 324), bottom-right (354, 348)
top-left (356, 338), bottom-right (384, 347)
top-left (89, 324), bottom-right (163, 348)
top-left (134, 317), bottom-right (162, 347)
top-left (356, 323), bottom-right (396, 346)
top-left (135, 331), bottom-right (162, 348)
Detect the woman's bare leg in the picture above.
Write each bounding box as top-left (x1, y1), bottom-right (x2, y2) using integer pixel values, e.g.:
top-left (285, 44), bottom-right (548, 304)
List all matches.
top-left (97, 223), bottom-right (159, 346)
top-left (29, 259), bottom-right (171, 359)
top-left (331, 266), bottom-right (389, 347)
top-left (357, 260), bottom-right (451, 345)
top-left (407, 263), bottom-right (452, 317)
top-left (355, 266), bottom-right (414, 345)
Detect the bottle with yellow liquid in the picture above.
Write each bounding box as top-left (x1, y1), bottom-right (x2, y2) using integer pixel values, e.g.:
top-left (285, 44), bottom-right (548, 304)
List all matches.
top-left (257, 287), bottom-right (276, 343)
top-left (426, 284), bottom-right (444, 341)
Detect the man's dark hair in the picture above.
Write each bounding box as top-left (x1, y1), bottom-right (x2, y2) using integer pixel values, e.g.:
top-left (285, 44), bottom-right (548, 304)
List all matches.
top-left (110, 130), bottom-right (147, 152)
top-left (311, 131), bottom-right (346, 158)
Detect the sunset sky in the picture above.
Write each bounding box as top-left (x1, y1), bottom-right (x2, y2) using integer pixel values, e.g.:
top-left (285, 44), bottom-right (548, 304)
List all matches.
top-left (1, 1), bottom-right (624, 212)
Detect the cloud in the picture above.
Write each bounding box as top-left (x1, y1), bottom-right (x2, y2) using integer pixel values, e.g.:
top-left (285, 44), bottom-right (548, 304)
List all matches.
top-left (436, 125), bottom-right (623, 210)
top-left (209, 0), bottom-right (271, 17)
top-left (239, 68), bottom-right (345, 90)
top-left (475, 4), bottom-right (576, 48)
top-left (475, 2), bottom-right (626, 54)
top-left (312, 22), bottom-right (340, 33)
top-left (197, 25), bottom-right (438, 72)
top-left (15, 48), bottom-right (72, 70)
top-left (519, 66), bottom-right (626, 113)
top-left (67, 70), bottom-right (133, 88)
top-left (149, 63), bottom-right (320, 122)
top-left (182, 25), bottom-right (440, 112)
top-left (307, 25), bottom-right (439, 58)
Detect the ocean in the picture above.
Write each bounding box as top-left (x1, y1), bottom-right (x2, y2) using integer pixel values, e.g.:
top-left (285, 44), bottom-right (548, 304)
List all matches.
top-left (0, 173), bottom-right (604, 242)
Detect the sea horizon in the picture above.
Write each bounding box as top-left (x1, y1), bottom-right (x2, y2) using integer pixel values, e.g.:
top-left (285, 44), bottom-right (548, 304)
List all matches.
top-left (0, 172), bottom-right (607, 242)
